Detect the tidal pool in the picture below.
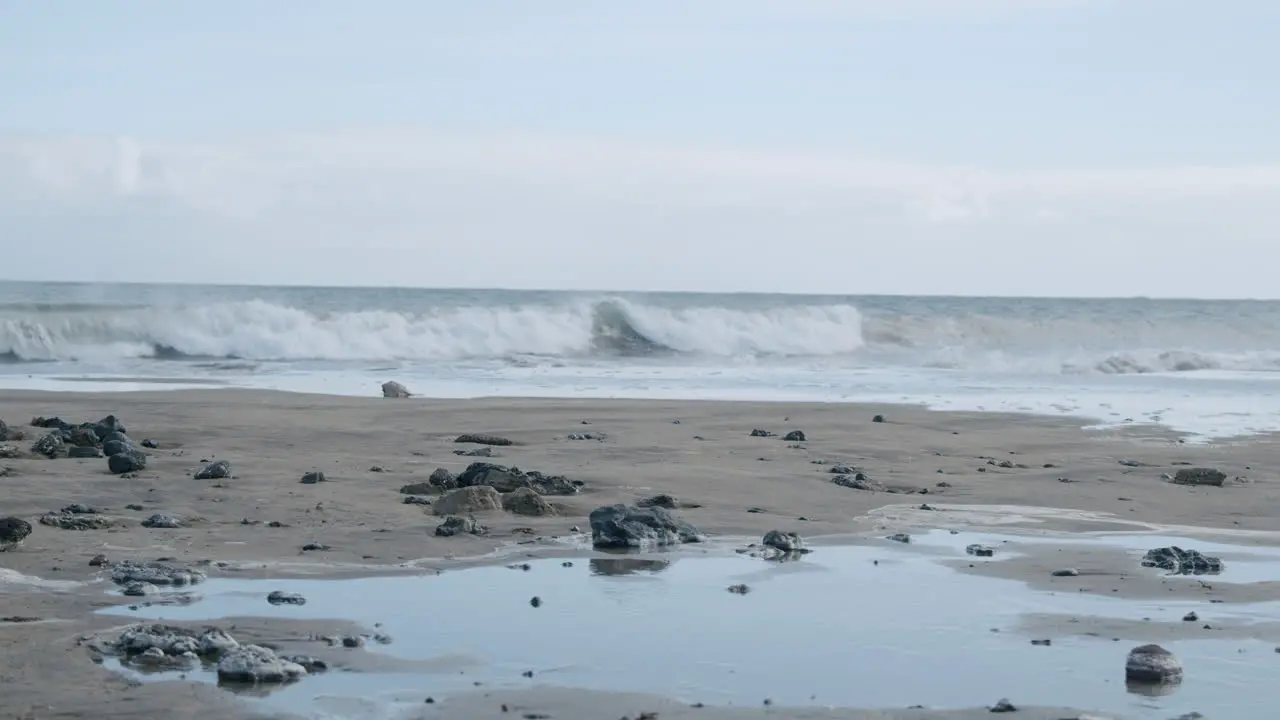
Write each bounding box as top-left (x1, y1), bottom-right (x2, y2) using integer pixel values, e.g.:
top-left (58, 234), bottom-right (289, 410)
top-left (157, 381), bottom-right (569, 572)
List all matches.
top-left (102, 533), bottom-right (1279, 719)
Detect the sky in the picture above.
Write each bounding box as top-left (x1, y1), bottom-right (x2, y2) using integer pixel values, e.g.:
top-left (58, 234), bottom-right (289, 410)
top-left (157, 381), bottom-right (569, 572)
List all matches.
top-left (1, 0), bottom-right (1278, 297)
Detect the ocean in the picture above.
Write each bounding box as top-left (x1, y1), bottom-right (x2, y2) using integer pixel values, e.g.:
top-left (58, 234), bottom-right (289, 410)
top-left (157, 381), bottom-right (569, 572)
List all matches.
top-left (2, 280), bottom-right (1279, 441)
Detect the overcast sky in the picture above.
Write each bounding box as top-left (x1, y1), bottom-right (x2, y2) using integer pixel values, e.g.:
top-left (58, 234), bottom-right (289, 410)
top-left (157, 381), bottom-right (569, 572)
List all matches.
top-left (1, 0), bottom-right (1277, 297)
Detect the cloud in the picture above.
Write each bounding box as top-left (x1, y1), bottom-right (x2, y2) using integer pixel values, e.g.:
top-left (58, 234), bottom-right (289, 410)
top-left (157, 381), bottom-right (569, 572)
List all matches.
top-left (1, 130), bottom-right (1277, 296)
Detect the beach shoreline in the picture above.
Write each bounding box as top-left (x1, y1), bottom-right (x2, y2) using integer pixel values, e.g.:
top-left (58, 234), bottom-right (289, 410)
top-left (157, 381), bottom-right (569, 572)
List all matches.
top-left (2, 389), bottom-right (1277, 718)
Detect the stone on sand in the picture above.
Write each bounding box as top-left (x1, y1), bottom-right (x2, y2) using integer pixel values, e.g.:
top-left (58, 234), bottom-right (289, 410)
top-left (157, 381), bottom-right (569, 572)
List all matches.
top-left (1171, 467), bottom-right (1227, 487)
top-left (1125, 643), bottom-right (1183, 684)
top-left (501, 487), bottom-right (557, 516)
top-left (0, 516), bottom-right (32, 551)
top-left (381, 381), bottom-right (412, 398)
top-left (432, 485), bottom-right (503, 516)
top-left (588, 504), bottom-right (705, 549)
top-left (194, 459), bottom-right (232, 480)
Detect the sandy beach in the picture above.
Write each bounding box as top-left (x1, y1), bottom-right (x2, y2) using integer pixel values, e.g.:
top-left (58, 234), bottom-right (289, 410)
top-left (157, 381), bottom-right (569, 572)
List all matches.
top-left (2, 388), bottom-right (1278, 719)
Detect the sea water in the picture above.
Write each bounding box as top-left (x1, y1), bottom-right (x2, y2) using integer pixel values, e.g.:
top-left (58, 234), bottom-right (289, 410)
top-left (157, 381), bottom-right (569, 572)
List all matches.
top-left (5, 281), bottom-right (1280, 440)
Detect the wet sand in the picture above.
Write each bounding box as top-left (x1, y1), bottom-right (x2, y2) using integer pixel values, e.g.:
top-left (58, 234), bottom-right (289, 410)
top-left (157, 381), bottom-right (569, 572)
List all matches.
top-left (2, 389), bottom-right (1279, 718)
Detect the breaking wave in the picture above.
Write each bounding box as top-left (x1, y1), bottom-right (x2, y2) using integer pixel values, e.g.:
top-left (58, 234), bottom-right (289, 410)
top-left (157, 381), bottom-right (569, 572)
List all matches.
top-left (3, 295), bottom-right (1280, 375)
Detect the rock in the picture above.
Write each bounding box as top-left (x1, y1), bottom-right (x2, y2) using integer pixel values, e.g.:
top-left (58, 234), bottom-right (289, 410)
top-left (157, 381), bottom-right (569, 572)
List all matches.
top-left (61, 503), bottom-right (96, 514)
top-left (1142, 546), bottom-right (1223, 575)
top-left (301, 542), bottom-right (330, 551)
top-left (123, 582), bottom-right (158, 597)
top-left (1182, 611), bottom-right (1198, 622)
top-left (636, 494), bottom-right (679, 509)
top-left (141, 439), bottom-right (159, 449)
top-left (89, 553), bottom-right (107, 566)
top-left (29, 416), bottom-right (67, 429)
top-left (501, 487), bottom-right (557, 516)
top-left (588, 504), bottom-right (705, 549)
top-left (281, 655), bottom-right (328, 673)
top-left (749, 429), bottom-right (774, 437)
top-left (194, 459), bottom-right (232, 480)
top-left (402, 495), bottom-right (432, 506)
top-left (456, 462), bottom-right (580, 495)
top-left (217, 644), bottom-right (307, 684)
top-left (886, 533), bottom-right (911, 543)
top-left (828, 464), bottom-right (859, 474)
top-left (832, 473), bottom-right (886, 492)
top-left (1171, 468), bottom-right (1227, 487)
top-left (762, 530), bottom-right (805, 553)
top-left (0, 516), bottom-right (33, 551)
top-left (369, 464), bottom-right (386, 472)
top-left (141, 514), bottom-right (182, 529)
top-left (1051, 568), bottom-right (1080, 577)
top-left (454, 446), bottom-right (493, 457)
top-left (299, 471), bottom-right (326, 484)
top-left (435, 515), bottom-right (487, 537)
top-left (111, 624), bottom-right (238, 667)
top-left (39, 511), bottom-right (114, 531)
top-left (110, 560), bottom-right (206, 587)
top-left (966, 544), bottom-right (995, 557)
top-left (0, 419), bottom-right (25, 441)
top-left (429, 467), bottom-right (457, 489)
top-left (107, 450), bottom-right (147, 474)
top-left (399, 482), bottom-right (435, 495)
top-left (31, 432), bottom-right (64, 458)
top-left (68, 426), bottom-right (100, 447)
top-left (93, 415), bottom-right (127, 438)
top-left (0, 443), bottom-right (19, 459)
top-left (567, 432), bottom-right (604, 440)
top-left (68, 446), bottom-right (103, 459)
top-left (1125, 644), bottom-right (1183, 684)
top-left (433, 485), bottom-right (503, 516)
top-left (266, 590), bottom-right (307, 606)
top-left (381, 381), bottom-right (412, 398)
top-left (872, 414), bottom-right (886, 423)
top-left (727, 583), bottom-right (751, 594)
top-left (989, 698), bottom-right (1017, 713)
top-left (455, 433), bottom-right (513, 446)
top-left (782, 430), bottom-right (806, 442)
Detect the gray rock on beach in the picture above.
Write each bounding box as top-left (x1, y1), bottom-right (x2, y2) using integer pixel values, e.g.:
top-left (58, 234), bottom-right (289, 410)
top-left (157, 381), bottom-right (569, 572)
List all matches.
top-left (455, 433), bottom-right (514, 446)
top-left (381, 381), bottom-right (412, 398)
top-left (435, 515), bottom-right (487, 537)
top-left (68, 446), bottom-right (103, 458)
top-left (456, 461), bottom-right (581, 495)
top-left (782, 430), bottom-right (806, 442)
top-left (194, 459), bottom-right (232, 480)
top-left (110, 560), bottom-right (206, 587)
top-left (433, 485), bottom-right (503, 516)
top-left (102, 438), bottom-right (133, 457)
top-left (217, 644), bottom-right (308, 684)
top-left (267, 590), bottom-right (307, 605)
top-left (1125, 644), bottom-right (1183, 684)
top-left (501, 487), bottom-right (557, 516)
top-left (589, 504), bottom-right (705, 549)
top-left (429, 467), bottom-right (457, 489)
top-left (833, 473), bottom-right (886, 492)
top-left (300, 471), bottom-right (326, 484)
top-left (0, 516), bottom-right (33, 551)
top-left (107, 449), bottom-right (147, 474)
top-left (762, 530), bottom-right (805, 553)
top-left (141, 513), bottom-right (183, 529)
top-left (1171, 467), bottom-right (1228, 487)
top-left (31, 432), bottom-right (64, 458)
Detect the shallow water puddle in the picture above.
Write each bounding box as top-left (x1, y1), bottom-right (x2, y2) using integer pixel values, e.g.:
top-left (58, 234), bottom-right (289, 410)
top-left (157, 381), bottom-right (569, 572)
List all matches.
top-left (101, 537), bottom-right (1278, 719)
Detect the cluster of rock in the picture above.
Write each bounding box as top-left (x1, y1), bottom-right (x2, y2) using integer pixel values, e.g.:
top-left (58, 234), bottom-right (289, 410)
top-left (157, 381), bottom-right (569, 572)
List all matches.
top-left (749, 429), bottom-right (807, 442)
top-left (110, 559), bottom-right (207, 597)
top-left (8, 413), bottom-right (160, 474)
top-left (100, 623), bottom-right (324, 683)
top-left (1141, 546), bottom-right (1224, 575)
top-left (396, 462), bottom-right (583, 536)
top-left (40, 504), bottom-right (114, 531)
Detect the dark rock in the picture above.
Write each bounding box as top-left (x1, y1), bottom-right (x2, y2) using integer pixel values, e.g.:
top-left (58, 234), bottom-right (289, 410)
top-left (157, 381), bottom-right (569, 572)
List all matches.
top-left (141, 514), bottom-right (182, 529)
top-left (1051, 568), bottom-right (1079, 577)
top-left (108, 450), bottom-right (147, 474)
top-left (100, 430), bottom-right (130, 445)
top-left (1125, 644), bottom-right (1182, 684)
top-left (301, 542), bottom-right (331, 551)
top-left (966, 544), bottom-right (995, 557)
top-left (0, 419), bottom-right (25, 441)
top-left (456, 462), bottom-right (580, 496)
top-left (267, 590), bottom-right (307, 606)
top-left (727, 583), bottom-right (750, 594)
top-left (828, 464), bottom-right (859, 474)
top-left (832, 473), bottom-right (886, 492)
top-left (872, 414), bottom-right (886, 423)
top-left (402, 495), bottom-right (432, 505)
top-left (68, 446), bottom-right (103, 459)
top-left (110, 560), bottom-right (205, 586)
top-left (369, 464), bottom-right (386, 472)
top-left (436, 515), bottom-right (487, 537)
top-left (762, 530), bottom-right (805, 553)
top-left (29, 416), bottom-right (68, 430)
top-left (454, 433), bottom-right (513, 446)
top-left (1171, 468), bottom-right (1227, 487)
top-left (102, 439), bottom-right (133, 457)
top-left (588, 504), bottom-right (705, 549)
top-left (0, 516), bottom-right (33, 551)
top-left (89, 554), bottom-right (108, 567)
top-left (68, 426), bottom-right (100, 447)
top-left (530, 596), bottom-right (542, 608)
top-left (299, 471), bottom-right (326, 484)
top-left (123, 582), bottom-right (157, 597)
top-left (93, 415), bottom-right (127, 439)
top-left (281, 655), bottom-right (327, 673)
top-left (886, 533), bottom-right (911, 543)
top-left (782, 430), bottom-right (806, 442)
top-left (567, 432), bottom-right (604, 440)
top-left (428, 467), bottom-right (457, 489)
top-left (454, 447), bottom-right (493, 457)
top-left (1142, 546), bottom-right (1223, 575)
top-left (382, 381), bottom-right (412, 398)
top-left (31, 433), bottom-right (64, 458)
top-left (399, 482), bottom-right (434, 495)
top-left (501, 487), bottom-right (557, 516)
top-left (636, 494), bottom-right (679, 509)
top-left (433, 486), bottom-right (503, 516)
top-left (0, 443), bottom-right (19, 459)
top-left (141, 439), bottom-right (159, 449)
top-left (194, 459), bottom-right (232, 480)
top-left (1182, 611), bottom-right (1198, 622)
top-left (749, 429), bottom-right (774, 437)
top-left (989, 698), bottom-right (1017, 713)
